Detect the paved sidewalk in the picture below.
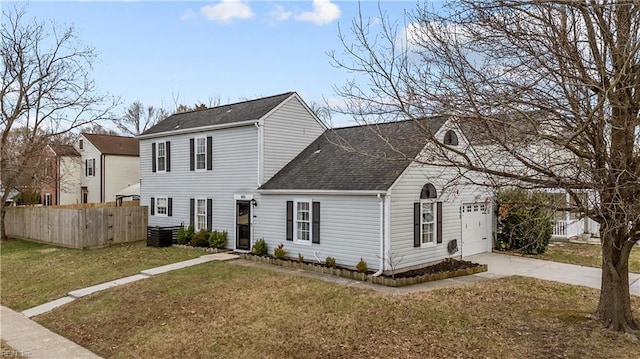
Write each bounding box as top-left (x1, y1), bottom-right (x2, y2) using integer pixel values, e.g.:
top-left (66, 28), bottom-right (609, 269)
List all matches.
top-left (465, 252), bottom-right (640, 296)
top-left (1, 305), bottom-right (101, 359)
top-left (1, 252), bottom-right (239, 359)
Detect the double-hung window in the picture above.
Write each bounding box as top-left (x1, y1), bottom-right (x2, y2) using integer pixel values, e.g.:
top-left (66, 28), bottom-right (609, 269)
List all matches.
top-left (196, 138), bottom-right (206, 170)
top-left (421, 201), bottom-right (436, 245)
top-left (86, 159), bottom-right (94, 176)
top-left (157, 142), bottom-right (166, 172)
top-left (295, 200), bottom-right (311, 243)
top-left (156, 197), bottom-right (168, 216)
top-left (196, 199), bottom-right (207, 231)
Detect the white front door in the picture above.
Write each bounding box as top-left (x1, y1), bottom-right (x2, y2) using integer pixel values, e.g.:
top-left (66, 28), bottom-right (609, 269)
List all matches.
top-left (461, 203), bottom-right (489, 256)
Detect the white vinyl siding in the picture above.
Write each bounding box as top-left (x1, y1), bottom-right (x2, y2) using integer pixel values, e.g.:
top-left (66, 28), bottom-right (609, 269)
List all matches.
top-left (141, 125), bottom-right (258, 239)
top-left (78, 135), bottom-right (102, 203)
top-left (103, 155), bottom-right (139, 202)
top-left (388, 161), bottom-right (492, 270)
top-left (262, 96), bottom-right (325, 183)
top-left (253, 194), bottom-right (381, 270)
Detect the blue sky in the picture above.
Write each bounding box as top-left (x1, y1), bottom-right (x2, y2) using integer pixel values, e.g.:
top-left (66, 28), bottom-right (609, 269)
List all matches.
top-left (16, 1), bottom-right (420, 126)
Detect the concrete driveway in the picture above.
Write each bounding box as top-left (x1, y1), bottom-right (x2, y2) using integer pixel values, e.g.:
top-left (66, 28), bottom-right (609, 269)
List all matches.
top-left (465, 252), bottom-right (640, 296)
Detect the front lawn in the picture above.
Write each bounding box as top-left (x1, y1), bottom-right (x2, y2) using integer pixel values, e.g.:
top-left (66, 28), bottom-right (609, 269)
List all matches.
top-left (36, 261), bottom-right (640, 359)
top-left (533, 242), bottom-right (640, 273)
top-left (0, 239), bottom-right (202, 311)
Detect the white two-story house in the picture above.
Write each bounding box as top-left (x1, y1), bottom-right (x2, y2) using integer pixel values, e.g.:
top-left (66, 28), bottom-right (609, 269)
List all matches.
top-left (78, 133), bottom-right (140, 203)
top-left (138, 92), bottom-right (326, 250)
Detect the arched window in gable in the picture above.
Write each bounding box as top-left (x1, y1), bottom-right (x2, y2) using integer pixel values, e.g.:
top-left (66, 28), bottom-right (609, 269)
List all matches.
top-left (443, 130), bottom-right (459, 146)
top-left (420, 183), bottom-right (438, 199)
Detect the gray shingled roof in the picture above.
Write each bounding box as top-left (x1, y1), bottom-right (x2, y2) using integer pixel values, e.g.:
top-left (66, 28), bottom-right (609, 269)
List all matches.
top-left (141, 92), bottom-right (294, 136)
top-left (260, 117), bottom-right (448, 191)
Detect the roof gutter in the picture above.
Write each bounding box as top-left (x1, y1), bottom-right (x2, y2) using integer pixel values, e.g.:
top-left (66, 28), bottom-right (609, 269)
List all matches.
top-left (257, 189), bottom-right (388, 196)
top-left (136, 119), bottom-right (258, 140)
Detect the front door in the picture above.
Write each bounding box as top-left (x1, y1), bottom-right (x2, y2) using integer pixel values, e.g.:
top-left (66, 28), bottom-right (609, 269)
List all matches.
top-left (236, 200), bottom-right (251, 250)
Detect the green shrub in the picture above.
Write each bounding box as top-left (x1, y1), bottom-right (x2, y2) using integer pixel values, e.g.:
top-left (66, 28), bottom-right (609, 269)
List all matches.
top-left (297, 253), bottom-right (304, 262)
top-left (496, 188), bottom-right (553, 255)
top-left (274, 244), bottom-right (287, 259)
top-left (191, 229), bottom-right (210, 247)
top-left (177, 225), bottom-right (194, 245)
top-left (208, 230), bottom-right (228, 249)
top-left (325, 256), bottom-right (336, 268)
top-left (356, 258), bottom-right (368, 273)
top-left (252, 238), bottom-right (268, 256)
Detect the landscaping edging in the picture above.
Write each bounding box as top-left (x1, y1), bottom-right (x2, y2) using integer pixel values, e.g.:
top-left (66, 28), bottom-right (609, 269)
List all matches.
top-left (239, 254), bottom-right (488, 287)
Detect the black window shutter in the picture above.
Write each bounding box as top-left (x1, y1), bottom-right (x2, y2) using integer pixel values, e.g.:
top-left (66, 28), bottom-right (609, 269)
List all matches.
top-left (286, 201), bottom-right (293, 241)
top-left (92, 159), bottom-right (96, 176)
top-left (413, 202), bottom-right (420, 247)
top-left (189, 138), bottom-right (195, 171)
top-left (165, 141), bottom-right (171, 172)
top-left (436, 201), bottom-right (443, 244)
top-left (206, 136), bottom-right (213, 171)
top-left (85, 159), bottom-right (88, 176)
top-left (168, 198), bottom-right (173, 217)
top-left (150, 197), bottom-right (155, 216)
top-left (190, 198), bottom-right (195, 227)
top-left (312, 202), bottom-right (320, 244)
top-left (151, 143), bottom-right (156, 172)
top-left (207, 199), bottom-right (213, 230)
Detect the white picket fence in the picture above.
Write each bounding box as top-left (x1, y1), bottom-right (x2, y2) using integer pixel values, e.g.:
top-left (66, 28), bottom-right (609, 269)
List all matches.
top-left (552, 218), bottom-right (600, 239)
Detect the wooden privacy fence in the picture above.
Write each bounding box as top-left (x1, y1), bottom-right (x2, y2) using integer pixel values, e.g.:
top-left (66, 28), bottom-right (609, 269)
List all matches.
top-left (5, 205), bottom-right (148, 248)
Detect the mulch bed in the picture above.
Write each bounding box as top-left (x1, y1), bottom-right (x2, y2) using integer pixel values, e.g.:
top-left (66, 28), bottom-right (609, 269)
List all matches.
top-left (392, 258), bottom-right (481, 278)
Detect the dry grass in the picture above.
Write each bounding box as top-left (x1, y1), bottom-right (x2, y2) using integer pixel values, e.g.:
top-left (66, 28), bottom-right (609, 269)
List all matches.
top-left (36, 261), bottom-right (640, 359)
top-left (0, 239), bottom-right (202, 310)
top-left (527, 242), bottom-right (640, 273)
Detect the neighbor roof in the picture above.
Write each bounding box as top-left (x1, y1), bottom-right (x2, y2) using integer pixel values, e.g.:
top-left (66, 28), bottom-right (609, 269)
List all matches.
top-left (260, 117), bottom-right (448, 191)
top-left (48, 143), bottom-right (80, 157)
top-left (141, 92), bottom-right (295, 136)
top-left (82, 133), bottom-right (139, 156)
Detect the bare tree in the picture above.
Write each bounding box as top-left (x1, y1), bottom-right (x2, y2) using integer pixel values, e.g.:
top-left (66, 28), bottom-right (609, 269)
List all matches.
top-left (307, 100), bottom-right (332, 126)
top-left (113, 101), bottom-right (169, 136)
top-left (81, 123), bottom-right (120, 136)
top-left (330, 1), bottom-right (640, 331)
top-left (0, 5), bottom-right (116, 240)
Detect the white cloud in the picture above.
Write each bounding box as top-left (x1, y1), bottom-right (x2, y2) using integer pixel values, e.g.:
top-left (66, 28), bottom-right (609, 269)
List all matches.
top-left (200, 0), bottom-right (254, 23)
top-left (269, 4), bottom-right (292, 22)
top-left (295, 0), bottom-right (341, 26)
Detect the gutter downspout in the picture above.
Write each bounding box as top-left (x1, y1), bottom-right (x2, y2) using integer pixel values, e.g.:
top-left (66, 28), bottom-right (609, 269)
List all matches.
top-left (255, 121), bottom-right (263, 187)
top-left (372, 193), bottom-right (385, 277)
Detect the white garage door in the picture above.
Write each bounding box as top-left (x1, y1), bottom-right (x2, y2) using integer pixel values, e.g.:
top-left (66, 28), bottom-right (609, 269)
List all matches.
top-left (461, 203), bottom-right (489, 256)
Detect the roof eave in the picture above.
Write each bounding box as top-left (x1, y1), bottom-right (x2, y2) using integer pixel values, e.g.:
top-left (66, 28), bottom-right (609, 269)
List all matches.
top-left (137, 119), bottom-right (258, 139)
top-left (257, 189), bottom-right (388, 196)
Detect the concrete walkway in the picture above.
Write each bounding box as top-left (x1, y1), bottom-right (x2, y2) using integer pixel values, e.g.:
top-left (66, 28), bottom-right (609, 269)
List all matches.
top-left (1, 252), bottom-right (239, 359)
top-left (464, 252), bottom-right (640, 296)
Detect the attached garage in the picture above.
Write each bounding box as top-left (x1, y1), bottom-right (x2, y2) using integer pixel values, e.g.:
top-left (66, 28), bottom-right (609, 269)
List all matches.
top-left (461, 202), bottom-right (491, 256)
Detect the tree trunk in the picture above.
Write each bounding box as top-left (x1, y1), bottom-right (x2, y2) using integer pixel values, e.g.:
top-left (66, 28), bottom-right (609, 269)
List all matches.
top-left (595, 229), bottom-right (639, 331)
top-left (0, 203), bottom-right (6, 241)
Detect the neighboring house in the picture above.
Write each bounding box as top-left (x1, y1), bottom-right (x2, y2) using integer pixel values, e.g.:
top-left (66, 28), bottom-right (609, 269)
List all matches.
top-left (78, 133), bottom-right (140, 203)
top-left (139, 92), bottom-right (326, 252)
top-left (40, 143), bottom-right (82, 206)
top-left (256, 118), bottom-right (493, 272)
